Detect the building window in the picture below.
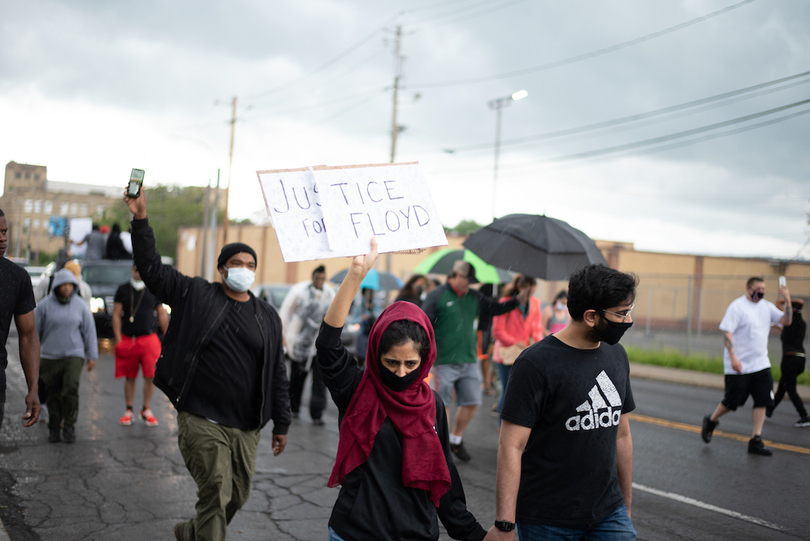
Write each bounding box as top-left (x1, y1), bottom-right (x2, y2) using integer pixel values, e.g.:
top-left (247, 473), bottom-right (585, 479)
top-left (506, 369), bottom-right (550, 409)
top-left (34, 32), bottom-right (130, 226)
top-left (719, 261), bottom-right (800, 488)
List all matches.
top-left (34, 200), bottom-right (42, 213)
top-left (44, 201), bottom-right (53, 213)
top-left (33, 219), bottom-right (40, 230)
top-left (34, 174), bottom-right (40, 181)
top-left (15, 172), bottom-right (21, 179)
top-left (70, 203), bottom-right (79, 216)
top-left (79, 204), bottom-right (88, 216)
top-left (25, 172), bottom-right (30, 179)
top-left (24, 199), bottom-right (33, 213)
top-left (96, 205), bottom-right (105, 218)
top-left (60, 202), bottom-right (69, 215)
top-left (23, 218), bottom-right (30, 230)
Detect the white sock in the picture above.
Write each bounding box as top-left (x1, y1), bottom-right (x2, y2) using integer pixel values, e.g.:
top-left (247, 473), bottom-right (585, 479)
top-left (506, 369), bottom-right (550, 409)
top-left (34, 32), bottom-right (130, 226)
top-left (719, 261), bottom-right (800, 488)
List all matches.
top-left (449, 433), bottom-right (462, 445)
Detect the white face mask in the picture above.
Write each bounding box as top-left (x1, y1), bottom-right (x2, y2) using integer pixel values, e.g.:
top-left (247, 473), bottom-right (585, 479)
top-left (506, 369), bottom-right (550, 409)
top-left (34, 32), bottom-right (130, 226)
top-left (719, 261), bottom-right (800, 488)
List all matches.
top-left (131, 279), bottom-right (146, 291)
top-left (555, 301), bottom-right (566, 311)
top-left (224, 267), bottom-right (255, 293)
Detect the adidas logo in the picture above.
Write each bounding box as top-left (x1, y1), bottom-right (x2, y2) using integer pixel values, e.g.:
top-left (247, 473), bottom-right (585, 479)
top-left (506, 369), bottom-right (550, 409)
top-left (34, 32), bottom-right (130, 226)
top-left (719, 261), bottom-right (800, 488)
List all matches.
top-left (565, 370), bottom-right (623, 432)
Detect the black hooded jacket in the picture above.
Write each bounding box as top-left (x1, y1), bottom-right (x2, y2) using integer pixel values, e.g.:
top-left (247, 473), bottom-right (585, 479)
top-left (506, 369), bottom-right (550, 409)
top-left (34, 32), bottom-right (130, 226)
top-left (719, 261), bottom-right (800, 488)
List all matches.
top-left (130, 217), bottom-right (290, 434)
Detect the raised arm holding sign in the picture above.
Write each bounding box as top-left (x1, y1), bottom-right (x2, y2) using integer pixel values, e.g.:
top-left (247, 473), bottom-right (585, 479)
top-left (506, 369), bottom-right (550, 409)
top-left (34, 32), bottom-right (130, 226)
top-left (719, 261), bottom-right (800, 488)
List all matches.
top-left (257, 162), bottom-right (447, 262)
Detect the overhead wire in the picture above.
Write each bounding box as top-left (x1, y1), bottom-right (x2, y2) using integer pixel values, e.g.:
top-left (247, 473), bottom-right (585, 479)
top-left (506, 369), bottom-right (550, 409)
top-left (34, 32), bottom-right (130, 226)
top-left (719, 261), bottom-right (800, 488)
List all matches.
top-left (428, 99), bottom-right (810, 176)
top-left (441, 70), bottom-right (810, 153)
top-left (411, 0), bottom-right (530, 30)
top-left (406, 0), bottom-right (525, 28)
top-left (245, 14), bottom-right (397, 101)
top-left (408, 0), bottom-right (758, 88)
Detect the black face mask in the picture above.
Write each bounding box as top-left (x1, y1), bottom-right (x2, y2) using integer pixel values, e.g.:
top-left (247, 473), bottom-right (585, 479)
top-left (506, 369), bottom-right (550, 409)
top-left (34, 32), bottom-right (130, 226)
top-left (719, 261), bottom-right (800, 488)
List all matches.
top-left (594, 316), bottom-right (633, 346)
top-left (379, 364), bottom-right (421, 392)
top-left (751, 291), bottom-right (764, 302)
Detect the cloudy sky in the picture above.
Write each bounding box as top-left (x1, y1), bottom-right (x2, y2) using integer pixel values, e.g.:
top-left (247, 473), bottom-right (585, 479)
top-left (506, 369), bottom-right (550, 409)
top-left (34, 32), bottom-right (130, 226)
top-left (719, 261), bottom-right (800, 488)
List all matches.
top-left (2, 0), bottom-right (808, 260)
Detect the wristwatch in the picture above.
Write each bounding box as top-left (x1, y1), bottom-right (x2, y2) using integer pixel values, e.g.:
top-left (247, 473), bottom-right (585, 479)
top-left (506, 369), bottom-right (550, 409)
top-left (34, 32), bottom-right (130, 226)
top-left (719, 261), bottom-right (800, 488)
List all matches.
top-left (494, 520), bottom-right (515, 532)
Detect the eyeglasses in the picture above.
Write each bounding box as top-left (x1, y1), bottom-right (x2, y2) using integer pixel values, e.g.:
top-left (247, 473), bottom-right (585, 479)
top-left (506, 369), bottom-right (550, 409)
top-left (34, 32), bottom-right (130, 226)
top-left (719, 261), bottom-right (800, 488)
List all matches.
top-left (600, 304), bottom-right (634, 322)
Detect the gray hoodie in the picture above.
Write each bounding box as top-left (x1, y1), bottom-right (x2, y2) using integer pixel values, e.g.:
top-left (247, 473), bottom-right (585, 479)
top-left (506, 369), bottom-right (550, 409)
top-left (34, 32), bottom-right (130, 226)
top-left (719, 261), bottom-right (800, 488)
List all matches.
top-left (34, 269), bottom-right (98, 361)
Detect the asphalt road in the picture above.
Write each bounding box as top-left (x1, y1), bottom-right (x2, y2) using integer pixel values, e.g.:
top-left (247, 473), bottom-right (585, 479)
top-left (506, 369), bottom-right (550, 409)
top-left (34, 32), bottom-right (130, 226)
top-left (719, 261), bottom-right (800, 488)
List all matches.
top-left (0, 339), bottom-right (808, 540)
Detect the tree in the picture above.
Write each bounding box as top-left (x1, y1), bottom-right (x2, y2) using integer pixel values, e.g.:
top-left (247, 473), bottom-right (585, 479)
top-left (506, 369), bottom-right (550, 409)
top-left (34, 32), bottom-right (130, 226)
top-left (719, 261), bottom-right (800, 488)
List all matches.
top-left (445, 219), bottom-right (482, 236)
top-left (104, 185), bottom-right (228, 259)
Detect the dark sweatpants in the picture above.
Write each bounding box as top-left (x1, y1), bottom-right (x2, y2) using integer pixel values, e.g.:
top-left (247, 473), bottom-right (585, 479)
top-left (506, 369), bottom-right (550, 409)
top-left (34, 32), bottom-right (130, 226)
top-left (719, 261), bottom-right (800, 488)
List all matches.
top-left (773, 355), bottom-right (808, 418)
top-left (288, 359), bottom-right (326, 421)
top-left (39, 356), bottom-right (84, 430)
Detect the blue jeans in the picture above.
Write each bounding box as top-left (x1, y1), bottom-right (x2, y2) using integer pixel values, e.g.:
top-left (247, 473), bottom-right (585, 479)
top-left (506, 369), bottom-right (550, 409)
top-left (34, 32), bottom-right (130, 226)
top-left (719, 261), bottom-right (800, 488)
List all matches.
top-left (518, 504), bottom-right (636, 541)
top-left (328, 526), bottom-right (347, 541)
top-left (497, 362), bottom-right (512, 416)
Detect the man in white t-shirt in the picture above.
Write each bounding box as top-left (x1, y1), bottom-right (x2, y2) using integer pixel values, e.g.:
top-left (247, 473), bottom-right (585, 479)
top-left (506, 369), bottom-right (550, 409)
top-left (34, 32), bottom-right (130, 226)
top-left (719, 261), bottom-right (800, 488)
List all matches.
top-left (701, 277), bottom-right (792, 456)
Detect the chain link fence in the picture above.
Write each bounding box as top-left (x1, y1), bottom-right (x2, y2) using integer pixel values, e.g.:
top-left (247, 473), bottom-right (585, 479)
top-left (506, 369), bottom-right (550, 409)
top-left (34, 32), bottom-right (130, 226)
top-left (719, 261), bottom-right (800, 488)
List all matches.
top-left (617, 274), bottom-right (810, 359)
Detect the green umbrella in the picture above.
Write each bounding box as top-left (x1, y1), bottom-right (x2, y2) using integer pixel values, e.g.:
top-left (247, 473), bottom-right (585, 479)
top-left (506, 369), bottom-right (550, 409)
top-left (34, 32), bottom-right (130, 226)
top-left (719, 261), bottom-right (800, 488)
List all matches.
top-left (414, 248), bottom-right (512, 284)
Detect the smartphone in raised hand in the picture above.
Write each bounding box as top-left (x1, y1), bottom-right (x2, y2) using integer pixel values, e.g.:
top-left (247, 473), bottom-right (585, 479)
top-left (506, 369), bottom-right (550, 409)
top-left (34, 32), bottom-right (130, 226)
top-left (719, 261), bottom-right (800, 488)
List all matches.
top-left (127, 168), bottom-right (144, 198)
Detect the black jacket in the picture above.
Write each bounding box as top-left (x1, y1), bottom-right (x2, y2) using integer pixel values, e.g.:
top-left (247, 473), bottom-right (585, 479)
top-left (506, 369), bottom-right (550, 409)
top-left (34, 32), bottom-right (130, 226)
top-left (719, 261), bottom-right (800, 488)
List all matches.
top-left (316, 322), bottom-right (487, 541)
top-left (131, 217), bottom-right (291, 434)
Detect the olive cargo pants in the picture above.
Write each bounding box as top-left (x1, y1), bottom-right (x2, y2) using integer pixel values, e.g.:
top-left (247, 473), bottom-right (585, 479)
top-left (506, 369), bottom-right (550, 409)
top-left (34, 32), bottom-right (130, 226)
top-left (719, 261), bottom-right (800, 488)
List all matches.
top-left (175, 411), bottom-right (261, 541)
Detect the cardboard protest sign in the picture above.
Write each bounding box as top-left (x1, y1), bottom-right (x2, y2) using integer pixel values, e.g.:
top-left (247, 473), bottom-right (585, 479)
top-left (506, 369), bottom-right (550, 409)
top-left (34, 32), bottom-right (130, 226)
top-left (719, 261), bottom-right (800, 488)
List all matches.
top-left (257, 162), bottom-right (447, 262)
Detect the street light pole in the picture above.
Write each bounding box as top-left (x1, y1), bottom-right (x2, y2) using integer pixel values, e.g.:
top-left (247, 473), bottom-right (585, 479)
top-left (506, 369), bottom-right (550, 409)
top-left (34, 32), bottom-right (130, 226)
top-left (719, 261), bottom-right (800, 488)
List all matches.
top-left (488, 89), bottom-right (527, 221)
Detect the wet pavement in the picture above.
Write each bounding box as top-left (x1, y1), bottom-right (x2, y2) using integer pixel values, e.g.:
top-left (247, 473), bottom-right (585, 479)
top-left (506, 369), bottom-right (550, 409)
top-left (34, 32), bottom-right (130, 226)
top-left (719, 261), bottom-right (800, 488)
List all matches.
top-left (0, 336), bottom-right (808, 540)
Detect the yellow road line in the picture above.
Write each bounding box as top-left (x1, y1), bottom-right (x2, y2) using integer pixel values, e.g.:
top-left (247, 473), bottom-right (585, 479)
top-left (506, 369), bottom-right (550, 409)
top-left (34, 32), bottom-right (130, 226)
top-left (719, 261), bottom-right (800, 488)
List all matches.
top-left (627, 413), bottom-right (810, 456)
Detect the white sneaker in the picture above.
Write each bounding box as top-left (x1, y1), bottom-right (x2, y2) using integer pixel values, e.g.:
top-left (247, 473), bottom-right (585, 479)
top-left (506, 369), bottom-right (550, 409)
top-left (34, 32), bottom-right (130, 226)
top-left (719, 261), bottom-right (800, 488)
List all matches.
top-left (39, 404), bottom-right (48, 424)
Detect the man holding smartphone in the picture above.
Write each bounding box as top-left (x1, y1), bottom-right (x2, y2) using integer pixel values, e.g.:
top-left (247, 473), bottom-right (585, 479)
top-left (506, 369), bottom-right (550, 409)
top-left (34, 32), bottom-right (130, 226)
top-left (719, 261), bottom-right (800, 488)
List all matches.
top-left (124, 188), bottom-right (291, 541)
top-left (701, 277), bottom-right (792, 456)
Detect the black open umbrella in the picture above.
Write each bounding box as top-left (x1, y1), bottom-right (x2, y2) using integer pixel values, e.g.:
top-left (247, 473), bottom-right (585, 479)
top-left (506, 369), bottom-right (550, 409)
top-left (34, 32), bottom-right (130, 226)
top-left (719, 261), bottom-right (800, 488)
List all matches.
top-left (463, 214), bottom-right (608, 280)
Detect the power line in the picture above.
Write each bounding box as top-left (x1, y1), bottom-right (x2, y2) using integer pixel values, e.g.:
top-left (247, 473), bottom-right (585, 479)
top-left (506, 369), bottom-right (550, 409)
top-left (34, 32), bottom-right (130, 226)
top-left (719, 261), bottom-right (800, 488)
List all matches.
top-left (442, 69), bottom-right (810, 153)
top-left (409, 0), bottom-right (758, 89)
top-left (543, 99), bottom-right (810, 164)
top-left (430, 100), bottom-right (810, 176)
top-left (245, 18), bottom-right (395, 101)
top-left (407, 0), bottom-right (528, 29)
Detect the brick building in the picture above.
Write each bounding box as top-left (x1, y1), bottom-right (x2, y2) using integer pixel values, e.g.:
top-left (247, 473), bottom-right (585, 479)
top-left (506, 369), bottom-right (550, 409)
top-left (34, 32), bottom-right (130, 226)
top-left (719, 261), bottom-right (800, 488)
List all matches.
top-left (0, 161), bottom-right (122, 260)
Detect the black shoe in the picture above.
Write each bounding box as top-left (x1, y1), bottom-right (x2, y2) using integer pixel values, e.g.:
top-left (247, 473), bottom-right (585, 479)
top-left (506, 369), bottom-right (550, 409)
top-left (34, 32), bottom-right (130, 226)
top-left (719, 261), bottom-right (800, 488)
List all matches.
top-left (62, 425), bottom-right (75, 444)
top-left (291, 411), bottom-right (300, 419)
top-left (48, 428), bottom-right (61, 443)
top-left (765, 407), bottom-right (774, 419)
top-left (701, 416), bottom-right (718, 443)
top-left (312, 418), bottom-right (325, 426)
top-left (450, 442), bottom-right (472, 462)
top-left (748, 435), bottom-right (772, 456)
top-left (794, 417), bottom-right (810, 428)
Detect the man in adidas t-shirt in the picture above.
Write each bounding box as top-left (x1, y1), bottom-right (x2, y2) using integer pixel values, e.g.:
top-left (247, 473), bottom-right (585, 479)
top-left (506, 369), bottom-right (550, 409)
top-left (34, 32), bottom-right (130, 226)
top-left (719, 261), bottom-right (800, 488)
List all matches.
top-left (489, 264), bottom-right (638, 541)
top-left (701, 276), bottom-right (791, 456)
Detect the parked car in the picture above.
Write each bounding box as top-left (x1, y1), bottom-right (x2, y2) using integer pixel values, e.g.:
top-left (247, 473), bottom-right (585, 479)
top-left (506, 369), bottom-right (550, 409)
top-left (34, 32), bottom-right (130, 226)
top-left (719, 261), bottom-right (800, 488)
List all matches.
top-left (252, 283), bottom-right (292, 310)
top-left (80, 260), bottom-right (138, 339)
top-left (252, 282), bottom-right (361, 358)
top-left (25, 266), bottom-right (48, 287)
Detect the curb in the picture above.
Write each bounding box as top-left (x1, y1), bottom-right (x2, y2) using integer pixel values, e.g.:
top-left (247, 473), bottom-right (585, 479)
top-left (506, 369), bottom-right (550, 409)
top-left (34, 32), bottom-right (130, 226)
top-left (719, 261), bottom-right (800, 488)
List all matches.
top-left (629, 362), bottom-right (810, 402)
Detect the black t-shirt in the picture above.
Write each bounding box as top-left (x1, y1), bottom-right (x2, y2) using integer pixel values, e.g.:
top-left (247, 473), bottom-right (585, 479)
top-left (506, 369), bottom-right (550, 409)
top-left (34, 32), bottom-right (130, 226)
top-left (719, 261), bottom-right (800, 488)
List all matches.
top-left (500, 335), bottom-right (635, 528)
top-left (114, 283), bottom-right (160, 337)
top-left (781, 312), bottom-right (806, 354)
top-left (0, 258), bottom-right (36, 401)
top-left (183, 298), bottom-right (265, 430)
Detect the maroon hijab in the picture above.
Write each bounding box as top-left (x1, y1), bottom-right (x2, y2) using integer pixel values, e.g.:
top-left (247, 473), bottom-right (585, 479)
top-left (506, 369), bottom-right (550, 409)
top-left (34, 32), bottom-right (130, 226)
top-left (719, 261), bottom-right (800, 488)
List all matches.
top-left (328, 301), bottom-right (451, 506)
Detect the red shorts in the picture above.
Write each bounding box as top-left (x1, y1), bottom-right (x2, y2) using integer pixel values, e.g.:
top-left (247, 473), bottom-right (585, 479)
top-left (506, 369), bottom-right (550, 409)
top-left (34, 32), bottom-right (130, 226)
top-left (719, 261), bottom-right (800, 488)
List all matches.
top-left (115, 334), bottom-right (161, 379)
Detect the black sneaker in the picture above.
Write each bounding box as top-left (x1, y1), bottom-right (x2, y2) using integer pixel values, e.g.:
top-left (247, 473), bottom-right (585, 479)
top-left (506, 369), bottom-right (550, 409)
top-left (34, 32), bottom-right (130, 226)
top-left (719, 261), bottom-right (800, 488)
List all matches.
top-left (748, 435), bottom-right (772, 456)
top-left (312, 418), bottom-right (325, 426)
top-left (62, 425), bottom-right (75, 444)
top-left (794, 417), bottom-right (810, 428)
top-left (48, 428), bottom-right (61, 443)
top-left (450, 442), bottom-right (472, 462)
top-left (701, 416), bottom-right (718, 443)
top-left (765, 407), bottom-right (773, 419)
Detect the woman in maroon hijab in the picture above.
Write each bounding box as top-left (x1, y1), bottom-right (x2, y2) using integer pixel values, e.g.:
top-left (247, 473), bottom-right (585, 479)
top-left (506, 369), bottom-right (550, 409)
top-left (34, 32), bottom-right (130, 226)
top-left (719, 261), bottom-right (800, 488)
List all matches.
top-left (316, 239), bottom-right (488, 541)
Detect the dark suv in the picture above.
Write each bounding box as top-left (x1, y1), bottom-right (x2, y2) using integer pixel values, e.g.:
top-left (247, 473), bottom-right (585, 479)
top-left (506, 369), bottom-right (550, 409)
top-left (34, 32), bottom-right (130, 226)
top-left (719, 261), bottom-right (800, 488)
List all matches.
top-left (81, 260), bottom-right (136, 339)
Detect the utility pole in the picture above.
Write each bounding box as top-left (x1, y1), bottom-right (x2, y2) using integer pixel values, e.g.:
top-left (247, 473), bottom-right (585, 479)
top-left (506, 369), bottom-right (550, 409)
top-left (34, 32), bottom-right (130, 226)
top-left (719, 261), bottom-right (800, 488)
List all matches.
top-left (206, 169), bottom-right (221, 281)
top-left (223, 96), bottom-right (237, 241)
top-left (389, 25), bottom-right (402, 164)
top-left (200, 179), bottom-right (211, 277)
top-left (387, 25), bottom-right (403, 273)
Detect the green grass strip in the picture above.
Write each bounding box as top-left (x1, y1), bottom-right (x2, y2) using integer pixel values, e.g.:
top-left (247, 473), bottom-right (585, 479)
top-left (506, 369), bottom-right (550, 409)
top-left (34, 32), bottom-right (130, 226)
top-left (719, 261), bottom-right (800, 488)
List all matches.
top-left (625, 346), bottom-right (810, 386)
